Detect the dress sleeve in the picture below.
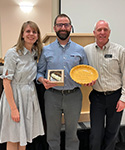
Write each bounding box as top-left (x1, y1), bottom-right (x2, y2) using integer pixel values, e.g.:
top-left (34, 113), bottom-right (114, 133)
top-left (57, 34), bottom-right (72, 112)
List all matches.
top-left (0, 48), bottom-right (17, 80)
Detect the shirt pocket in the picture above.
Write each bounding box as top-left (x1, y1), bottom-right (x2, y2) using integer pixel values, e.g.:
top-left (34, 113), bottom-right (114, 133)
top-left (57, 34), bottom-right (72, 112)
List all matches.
top-left (69, 54), bottom-right (81, 66)
top-left (70, 54), bottom-right (81, 64)
top-left (107, 57), bottom-right (119, 72)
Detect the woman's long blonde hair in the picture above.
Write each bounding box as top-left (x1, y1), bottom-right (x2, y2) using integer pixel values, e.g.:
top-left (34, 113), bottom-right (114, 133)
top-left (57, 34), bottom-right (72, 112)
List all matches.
top-left (16, 21), bottom-right (42, 60)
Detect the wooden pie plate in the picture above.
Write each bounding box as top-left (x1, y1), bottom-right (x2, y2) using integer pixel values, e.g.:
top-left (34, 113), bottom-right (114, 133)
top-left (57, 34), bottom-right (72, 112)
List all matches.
top-left (70, 65), bottom-right (98, 84)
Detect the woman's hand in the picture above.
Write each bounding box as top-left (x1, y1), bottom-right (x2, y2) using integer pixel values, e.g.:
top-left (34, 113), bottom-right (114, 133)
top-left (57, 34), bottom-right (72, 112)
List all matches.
top-left (3, 78), bottom-right (20, 122)
top-left (11, 108), bottom-right (20, 122)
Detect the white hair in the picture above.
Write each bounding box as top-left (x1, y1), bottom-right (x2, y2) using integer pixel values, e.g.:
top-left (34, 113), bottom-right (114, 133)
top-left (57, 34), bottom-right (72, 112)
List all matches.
top-left (94, 20), bottom-right (111, 31)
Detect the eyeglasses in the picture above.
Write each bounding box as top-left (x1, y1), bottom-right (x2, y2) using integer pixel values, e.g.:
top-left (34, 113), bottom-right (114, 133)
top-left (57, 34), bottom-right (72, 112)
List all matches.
top-left (55, 23), bottom-right (71, 28)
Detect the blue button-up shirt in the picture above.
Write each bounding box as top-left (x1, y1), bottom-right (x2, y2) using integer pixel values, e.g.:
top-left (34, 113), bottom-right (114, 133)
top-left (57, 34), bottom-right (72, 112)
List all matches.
top-left (37, 39), bottom-right (88, 90)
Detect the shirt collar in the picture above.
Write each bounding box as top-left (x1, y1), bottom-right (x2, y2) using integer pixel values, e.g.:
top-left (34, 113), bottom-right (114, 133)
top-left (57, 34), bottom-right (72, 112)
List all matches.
top-left (23, 47), bottom-right (29, 55)
top-left (95, 41), bottom-right (110, 50)
top-left (23, 47), bottom-right (36, 56)
top-left (56, 38), bottom-right (71, 47)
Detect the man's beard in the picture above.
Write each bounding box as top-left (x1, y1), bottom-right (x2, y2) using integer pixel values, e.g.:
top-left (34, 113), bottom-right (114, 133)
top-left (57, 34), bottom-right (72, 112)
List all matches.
top-left (56, 30), bottom-right (70, 40)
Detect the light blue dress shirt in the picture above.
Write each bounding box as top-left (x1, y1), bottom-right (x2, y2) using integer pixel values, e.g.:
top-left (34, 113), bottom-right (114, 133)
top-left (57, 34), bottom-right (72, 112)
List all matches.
top-left (37, 39), bottom-right (88, 90)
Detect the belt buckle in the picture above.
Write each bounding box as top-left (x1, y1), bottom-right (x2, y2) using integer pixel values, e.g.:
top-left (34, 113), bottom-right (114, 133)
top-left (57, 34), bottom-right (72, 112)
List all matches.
top-left (104, 92), bottom-right (107, 95)
top-left (61, 88), bottom-right (77, 95)
top-left (104, 91), bottom-right (113, 95)
top-left (61, 90), bottom-right (70, 94)
top-left (61, 90), bottom-right (64, 94)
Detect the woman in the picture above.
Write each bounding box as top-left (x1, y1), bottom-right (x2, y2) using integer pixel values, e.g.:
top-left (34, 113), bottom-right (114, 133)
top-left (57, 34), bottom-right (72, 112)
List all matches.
top-left (0, 21), bottom-right (44, 150)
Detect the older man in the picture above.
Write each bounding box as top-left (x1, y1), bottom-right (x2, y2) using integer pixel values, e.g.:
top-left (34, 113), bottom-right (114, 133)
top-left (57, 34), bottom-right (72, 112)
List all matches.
top-left (84, 20), bottom-right (125, 150)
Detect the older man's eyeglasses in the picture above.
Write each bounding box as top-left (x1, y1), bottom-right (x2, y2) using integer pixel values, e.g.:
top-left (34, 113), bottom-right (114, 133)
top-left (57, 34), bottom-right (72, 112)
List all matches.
top-left (55, 23), bottom-right (71, 28)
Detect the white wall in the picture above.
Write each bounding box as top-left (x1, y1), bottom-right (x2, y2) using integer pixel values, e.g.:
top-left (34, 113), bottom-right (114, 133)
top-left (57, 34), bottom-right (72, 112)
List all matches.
top-left (0, 0), bottom-right (52, 57)
top-left (61, 0), bottom-right (125, 47)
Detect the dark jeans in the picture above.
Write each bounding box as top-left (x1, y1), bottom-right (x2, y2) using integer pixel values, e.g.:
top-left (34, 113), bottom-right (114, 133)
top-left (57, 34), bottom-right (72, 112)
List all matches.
top-left (89, 89), bottom-right (123, 150)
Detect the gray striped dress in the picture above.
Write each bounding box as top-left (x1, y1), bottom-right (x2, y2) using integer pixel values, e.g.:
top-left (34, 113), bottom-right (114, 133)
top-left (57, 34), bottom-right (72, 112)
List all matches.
top-left (0, 47), bottom-right (44, 146)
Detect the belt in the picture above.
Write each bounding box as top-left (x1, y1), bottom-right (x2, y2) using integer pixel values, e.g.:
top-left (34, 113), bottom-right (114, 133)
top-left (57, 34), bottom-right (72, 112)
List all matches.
top-left (93, 89), bottom-right (121, 96)
top-left (49, 87), bottom-right (79, 94)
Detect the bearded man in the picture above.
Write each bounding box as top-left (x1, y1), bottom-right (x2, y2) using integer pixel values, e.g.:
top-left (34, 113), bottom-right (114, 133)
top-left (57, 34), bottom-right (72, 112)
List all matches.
top-left (37, 14), bottom-right (88, 150)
